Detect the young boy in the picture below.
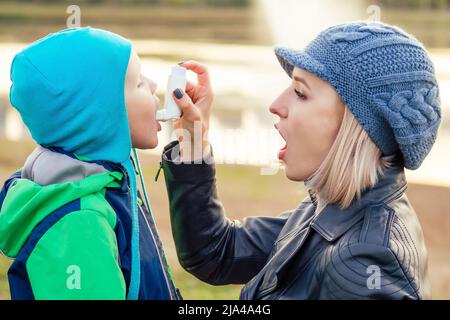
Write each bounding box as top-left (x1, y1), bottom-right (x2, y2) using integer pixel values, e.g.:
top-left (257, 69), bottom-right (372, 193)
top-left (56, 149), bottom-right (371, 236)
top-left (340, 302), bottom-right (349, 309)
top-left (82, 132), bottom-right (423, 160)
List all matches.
top-left (0, 26), bottom-right (180, 300)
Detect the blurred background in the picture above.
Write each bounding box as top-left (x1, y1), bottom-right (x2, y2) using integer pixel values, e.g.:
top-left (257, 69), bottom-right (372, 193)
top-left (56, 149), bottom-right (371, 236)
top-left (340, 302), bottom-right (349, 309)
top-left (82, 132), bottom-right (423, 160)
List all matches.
top-left (0, 0), bottom-right (449, 299)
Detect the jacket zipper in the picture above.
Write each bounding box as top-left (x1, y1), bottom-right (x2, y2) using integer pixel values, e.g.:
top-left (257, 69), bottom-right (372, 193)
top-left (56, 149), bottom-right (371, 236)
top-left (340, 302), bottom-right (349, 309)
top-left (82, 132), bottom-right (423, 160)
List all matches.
top-left (123, 166), bottom-right (176, 299)
top-left (137, 202), bottom-right (177, 299)
top-left (152, 158), bottom-right (181, 299)
top-left (128, 154), bottom-right (178, 299)
top-left (155, 161), bottom-right (163, 182)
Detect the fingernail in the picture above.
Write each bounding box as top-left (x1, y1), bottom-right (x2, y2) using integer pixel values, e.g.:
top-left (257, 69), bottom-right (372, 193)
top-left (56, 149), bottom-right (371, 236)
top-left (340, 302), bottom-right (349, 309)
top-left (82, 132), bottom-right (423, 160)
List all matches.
top-left (173, 88), bottom-right (183, 99)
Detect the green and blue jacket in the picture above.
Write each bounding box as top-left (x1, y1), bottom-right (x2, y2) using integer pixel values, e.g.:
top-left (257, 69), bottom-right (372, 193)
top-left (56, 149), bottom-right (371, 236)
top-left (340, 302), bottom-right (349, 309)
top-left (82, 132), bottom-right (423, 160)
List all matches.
top-left (0, 145), bottom-right (179, 300)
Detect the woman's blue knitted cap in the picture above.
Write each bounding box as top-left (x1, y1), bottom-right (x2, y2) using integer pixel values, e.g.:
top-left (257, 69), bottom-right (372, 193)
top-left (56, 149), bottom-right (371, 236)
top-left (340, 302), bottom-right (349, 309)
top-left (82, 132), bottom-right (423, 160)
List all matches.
top-left (275, 21), bottom-right (441, 170)
top-left (9, 26), bottom-right (133, 164)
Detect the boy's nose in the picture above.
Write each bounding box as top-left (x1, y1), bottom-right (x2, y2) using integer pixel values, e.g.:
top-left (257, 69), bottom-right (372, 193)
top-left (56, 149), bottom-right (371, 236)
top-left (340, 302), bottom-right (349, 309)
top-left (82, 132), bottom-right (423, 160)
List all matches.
top-left (143, 75), bottom-right (157, 93)
top-left (148, 79), bottom-right (157, 93)
top-left (150, 83), bottom-right (157, 93)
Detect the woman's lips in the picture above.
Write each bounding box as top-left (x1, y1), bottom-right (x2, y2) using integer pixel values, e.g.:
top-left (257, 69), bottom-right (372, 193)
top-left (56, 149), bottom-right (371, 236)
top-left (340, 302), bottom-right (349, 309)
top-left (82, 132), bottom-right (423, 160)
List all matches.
top-left (274, 124), bottom-right (287, 160)
top-left (278, 143), bottom-right (287, 160)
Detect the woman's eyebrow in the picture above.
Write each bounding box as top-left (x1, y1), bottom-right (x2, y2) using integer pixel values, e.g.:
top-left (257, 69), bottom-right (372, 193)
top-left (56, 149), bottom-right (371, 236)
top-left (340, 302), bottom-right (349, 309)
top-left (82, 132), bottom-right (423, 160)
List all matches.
top-left (293, 76), bottom-right (311, 90)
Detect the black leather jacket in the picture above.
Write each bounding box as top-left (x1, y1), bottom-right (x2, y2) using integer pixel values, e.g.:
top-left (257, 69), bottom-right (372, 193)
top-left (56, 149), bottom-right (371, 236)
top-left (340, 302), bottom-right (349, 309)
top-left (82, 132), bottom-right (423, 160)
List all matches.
top-left (161, 141), bottom-right (430, 300)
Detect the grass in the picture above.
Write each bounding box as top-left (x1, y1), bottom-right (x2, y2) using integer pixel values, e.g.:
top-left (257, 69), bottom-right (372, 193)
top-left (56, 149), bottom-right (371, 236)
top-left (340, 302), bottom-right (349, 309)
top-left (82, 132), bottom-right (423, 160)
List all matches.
top-left (172, 269), bottom-right (243, 300)
top-left (0, 255), bottom-right (12, 300)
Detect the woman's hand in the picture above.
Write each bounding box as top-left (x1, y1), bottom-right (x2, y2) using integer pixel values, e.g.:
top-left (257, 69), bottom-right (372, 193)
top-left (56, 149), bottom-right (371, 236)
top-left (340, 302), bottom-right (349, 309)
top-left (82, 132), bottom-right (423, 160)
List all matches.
top-left (172, 60), bottom-right (213, 161)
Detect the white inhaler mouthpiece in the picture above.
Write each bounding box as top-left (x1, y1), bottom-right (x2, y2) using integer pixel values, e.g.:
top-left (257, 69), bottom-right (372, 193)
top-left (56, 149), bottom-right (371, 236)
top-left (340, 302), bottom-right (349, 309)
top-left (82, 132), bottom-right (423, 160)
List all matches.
top-left (156, 65), bottom-right (187, 121)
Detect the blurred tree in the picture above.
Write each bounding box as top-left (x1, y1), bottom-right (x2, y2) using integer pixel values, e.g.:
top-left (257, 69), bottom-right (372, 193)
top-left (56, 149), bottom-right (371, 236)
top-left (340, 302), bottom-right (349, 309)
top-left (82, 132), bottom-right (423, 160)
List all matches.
top-left (377, 0), bottom-right (449, 9)
top-left (12, 0), bottom-right (249, 6)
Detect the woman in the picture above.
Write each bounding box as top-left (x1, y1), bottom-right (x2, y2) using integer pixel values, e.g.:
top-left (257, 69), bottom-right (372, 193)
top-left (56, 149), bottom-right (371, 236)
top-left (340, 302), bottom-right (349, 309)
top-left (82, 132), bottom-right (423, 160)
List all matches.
top-left (161, 21), bottom-right (440, 299)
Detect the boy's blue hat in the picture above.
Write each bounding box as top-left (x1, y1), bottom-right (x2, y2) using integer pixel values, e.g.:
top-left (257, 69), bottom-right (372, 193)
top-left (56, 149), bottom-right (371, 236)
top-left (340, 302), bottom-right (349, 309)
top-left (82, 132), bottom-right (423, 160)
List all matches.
top-left (275, 21), bottom-right (441, 170)
top-left (9, 27), bottom-right (144, 300)
top-left (9, 26), bottom-right (132, 164)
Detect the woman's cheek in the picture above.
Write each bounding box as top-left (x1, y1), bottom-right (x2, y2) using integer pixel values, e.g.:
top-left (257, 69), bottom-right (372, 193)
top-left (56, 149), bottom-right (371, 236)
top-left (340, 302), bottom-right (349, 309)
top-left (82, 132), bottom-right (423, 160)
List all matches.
top-left (289, 106), bottom-right (309, 136)
top-left (289, 107), bottom-right (318, 156)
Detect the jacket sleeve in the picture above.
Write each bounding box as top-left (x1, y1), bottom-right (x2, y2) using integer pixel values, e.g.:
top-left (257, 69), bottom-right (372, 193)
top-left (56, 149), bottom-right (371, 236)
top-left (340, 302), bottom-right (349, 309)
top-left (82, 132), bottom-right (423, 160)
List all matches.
top-left (318, 242), bottom-right (420, 300)
top-left (161, 141), bottom-right (291, 285)
top-left (26, 209), bottom-right (126, 300)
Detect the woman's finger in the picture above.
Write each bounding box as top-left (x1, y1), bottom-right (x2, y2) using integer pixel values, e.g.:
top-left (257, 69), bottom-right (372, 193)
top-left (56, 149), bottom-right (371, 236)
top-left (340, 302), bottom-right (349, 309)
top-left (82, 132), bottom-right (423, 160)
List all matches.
top-left (179, 60), bottom-right (211, 87)
top-left (185, 79), bottom-right (196, 95)
top-left (172, 88), bottom-right (200, 120)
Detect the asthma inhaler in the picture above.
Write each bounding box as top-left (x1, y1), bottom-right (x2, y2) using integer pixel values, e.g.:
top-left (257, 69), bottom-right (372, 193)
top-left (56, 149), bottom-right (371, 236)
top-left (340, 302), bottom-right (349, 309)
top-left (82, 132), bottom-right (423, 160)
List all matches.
top-left (156, 65), bottom-right (187, 121)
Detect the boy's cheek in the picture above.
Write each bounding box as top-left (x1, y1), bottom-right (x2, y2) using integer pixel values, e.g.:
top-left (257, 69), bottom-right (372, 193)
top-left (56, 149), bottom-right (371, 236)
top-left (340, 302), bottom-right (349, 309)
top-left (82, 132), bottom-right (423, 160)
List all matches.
top-left (138, 91), bottom-right (157, 116)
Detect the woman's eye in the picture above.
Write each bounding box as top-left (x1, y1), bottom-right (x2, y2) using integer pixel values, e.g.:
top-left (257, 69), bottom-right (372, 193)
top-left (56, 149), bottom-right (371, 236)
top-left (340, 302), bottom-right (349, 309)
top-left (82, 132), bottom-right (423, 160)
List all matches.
top-left (294, 89), bottom-right (307, 100)
top-left (138, 81), bottom-right (144, 88)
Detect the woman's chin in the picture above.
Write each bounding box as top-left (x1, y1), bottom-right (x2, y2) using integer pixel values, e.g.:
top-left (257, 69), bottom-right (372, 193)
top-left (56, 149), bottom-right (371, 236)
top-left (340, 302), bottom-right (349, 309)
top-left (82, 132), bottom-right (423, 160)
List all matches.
top-left (284, 166), bottom-right (304, 182)
top-left (284, 165), bottom-right (294, 181)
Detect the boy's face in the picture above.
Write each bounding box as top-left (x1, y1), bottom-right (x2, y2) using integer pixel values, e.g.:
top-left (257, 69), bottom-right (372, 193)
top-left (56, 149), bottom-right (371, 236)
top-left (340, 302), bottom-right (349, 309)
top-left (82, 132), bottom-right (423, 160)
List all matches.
top-left (125, 49), bottom-right (161, 149)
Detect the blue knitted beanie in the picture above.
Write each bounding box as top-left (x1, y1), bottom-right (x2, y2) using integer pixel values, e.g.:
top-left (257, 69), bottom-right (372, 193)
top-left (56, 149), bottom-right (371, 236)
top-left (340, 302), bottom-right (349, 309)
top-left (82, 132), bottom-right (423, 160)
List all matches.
top-left (275, 21), bottom-right (441, 170)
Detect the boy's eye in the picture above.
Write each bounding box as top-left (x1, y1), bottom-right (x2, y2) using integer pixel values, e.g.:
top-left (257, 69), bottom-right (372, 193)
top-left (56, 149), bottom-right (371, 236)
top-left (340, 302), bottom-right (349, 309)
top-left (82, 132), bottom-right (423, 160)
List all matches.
top-left (294, 88), bottom-right (307, 100)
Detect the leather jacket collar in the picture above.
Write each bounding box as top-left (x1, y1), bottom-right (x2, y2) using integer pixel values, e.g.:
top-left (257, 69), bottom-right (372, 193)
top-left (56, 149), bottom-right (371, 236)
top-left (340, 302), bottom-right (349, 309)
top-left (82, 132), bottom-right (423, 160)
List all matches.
top-left (308, 158), bottom-right (407, 242)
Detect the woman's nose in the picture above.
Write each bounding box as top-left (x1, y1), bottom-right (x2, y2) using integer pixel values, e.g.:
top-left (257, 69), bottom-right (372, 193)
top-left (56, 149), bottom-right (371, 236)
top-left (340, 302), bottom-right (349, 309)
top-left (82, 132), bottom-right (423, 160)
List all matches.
top-left (269, 103), bottom-right (277, 115)
top-left (269, 101), bottom-right (288, 119)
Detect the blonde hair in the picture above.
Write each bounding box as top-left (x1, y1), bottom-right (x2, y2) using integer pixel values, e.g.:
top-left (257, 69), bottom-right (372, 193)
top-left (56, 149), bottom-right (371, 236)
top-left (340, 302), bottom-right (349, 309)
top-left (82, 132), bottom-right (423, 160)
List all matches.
top-left (305, 106), bottom-right (397, 209)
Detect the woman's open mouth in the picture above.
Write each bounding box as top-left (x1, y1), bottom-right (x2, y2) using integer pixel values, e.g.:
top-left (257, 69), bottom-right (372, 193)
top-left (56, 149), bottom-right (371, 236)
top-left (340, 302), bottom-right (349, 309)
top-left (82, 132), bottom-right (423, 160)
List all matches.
top-left (275, 124), bottom-right (287, 160)
top-left (278, 143), bottom-right (287, 160)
